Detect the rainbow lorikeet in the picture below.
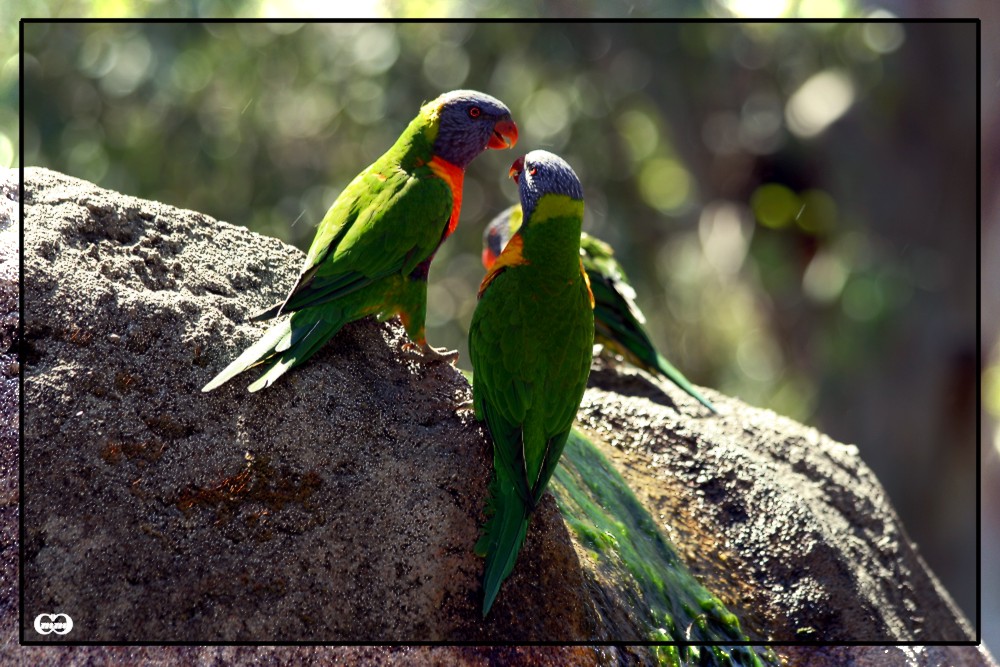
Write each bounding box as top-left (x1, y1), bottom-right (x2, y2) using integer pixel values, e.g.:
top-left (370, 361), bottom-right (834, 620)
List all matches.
top-left (483, 206), bottom-right (717, 413)
top-left (470, 151), bottom-right (595, 616)
top-left (203, 90), bottom-right (518, 393)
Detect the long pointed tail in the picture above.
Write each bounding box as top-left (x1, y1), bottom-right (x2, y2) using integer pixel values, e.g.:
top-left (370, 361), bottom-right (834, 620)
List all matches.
top-left (595, 297), bottom-right (718, 413)
top-left (201, 309), bottom-right (347, 393)
top-left (652, 351), bottom-right (717, 413)
top-left (475, 471), bottom-right (531, 617)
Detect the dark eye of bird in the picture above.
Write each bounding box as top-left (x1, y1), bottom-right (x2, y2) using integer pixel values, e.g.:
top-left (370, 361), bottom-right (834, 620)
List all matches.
top-left (469, 106), bottom-right (481, 118)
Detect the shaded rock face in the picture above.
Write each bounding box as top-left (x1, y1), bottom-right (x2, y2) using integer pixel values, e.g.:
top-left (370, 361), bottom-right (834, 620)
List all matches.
top-left (6, 167), bottom-right (993, 666)
top-left (580, 364), bottom-right (983, 654)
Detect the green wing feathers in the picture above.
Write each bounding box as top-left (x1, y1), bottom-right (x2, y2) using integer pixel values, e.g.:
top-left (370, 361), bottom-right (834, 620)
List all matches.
top-left (475, 469), bottom-right (530, 617)
top-left (252, 272), bottom-right (374, 322)
top-left (480, 396), bottom-right (534, 507)
top-left (200, 319), bottom-right (292, 392)
top-left (589, 264), bottom-right (717, 413)
top-left (201, 307), bottom-right (351, 393)
top-left (202, 158), bottom-right (452, 392)
top-left (246, 311), bottom-right (349, 392)
top-left (651, 351), bottom-right (717, 413)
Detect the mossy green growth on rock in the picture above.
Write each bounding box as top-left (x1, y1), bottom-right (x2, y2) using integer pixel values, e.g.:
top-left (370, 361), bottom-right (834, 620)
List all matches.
top-left (549, 429), bottom-right (777, 667)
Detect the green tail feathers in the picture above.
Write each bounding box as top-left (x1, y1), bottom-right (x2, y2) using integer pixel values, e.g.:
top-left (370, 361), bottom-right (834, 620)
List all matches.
top-left (476, 471), bottom-right (530, 617)
top-left (201, 309), bottom-right (348, 393)
top-left (652, 352), bottom-right (718, 413)
top-left (594, 296), bottom-right (717, 413)
top-left (250, 300), bottom-right (285, 322)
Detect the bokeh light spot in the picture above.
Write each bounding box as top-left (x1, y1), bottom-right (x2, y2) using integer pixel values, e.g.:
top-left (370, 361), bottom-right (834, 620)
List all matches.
top-left (842, 275), bottom-right (885, 321)
top-left (802, 250), bottom-right (848, 303)
top-left (617, 109), bottom-right (659, 163)
top-left (718, 0), bottom-right (792, 18)
top-left (984, 364), bottom-right (1000, 418)
top-left (786, 69), bottom-right (855, 138)
top-left (78, 32), bottom-right (118, 79)
top-left (736, 331), bottom-right (782, 382)
top-left (98, 34), bottom-right (155, 98)
top-left (344, 80), bottom-right (386, 126)
top-left (426, 282), bottom-right (456, 327)
top-left (639, 157), bottom-right (692, 214)
top-left (423, 43), bottom-right (470, 90)
top-left (750, 183), bottom-right (799, 229)
top-left (260, 0), bottom-right (386, 17)
top-left (170, 50), bottom-right (212, 94)
top-left (67, 139), bottom-right (109, 184)
top-left (0, 134), bottom-right (12, 169)
top-left (490, 55), bottom-right (537, 108)
top-left (351, 24), bottom-right (400, 75)
top-left (863, 13), bottom-right (905, 54)
top-left (795, 189), bottom-right (838, 235)
top-left (608, 49), bottom-right (651, 96)
top-left (524, 89), bottom-right (570, 141)
top-left (1, 52), bottom-right (18, 91)
top-left (698, 201), bottom-right (753, 277)
top-left (276, 88), bottom-right (338, 139)
top-left (798, 0), bottom-right (851, 18)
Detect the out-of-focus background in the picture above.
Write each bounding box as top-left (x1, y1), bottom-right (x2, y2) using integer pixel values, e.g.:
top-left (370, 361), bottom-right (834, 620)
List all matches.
top-left (10, 0), bottom-right (987, 647)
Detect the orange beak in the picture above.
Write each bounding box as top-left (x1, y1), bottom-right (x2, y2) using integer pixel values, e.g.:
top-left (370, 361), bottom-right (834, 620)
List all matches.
top-left (488, 118), bottom-right (519, 150)
top-left (509, 156), bottom-right (525, 184)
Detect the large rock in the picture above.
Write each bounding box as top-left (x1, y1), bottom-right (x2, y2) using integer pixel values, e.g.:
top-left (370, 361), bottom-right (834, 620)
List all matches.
top-left (17, 167), bottom-right (597, 645)
top-left (579, 367), bottom-right (991, 666)
top-left (4, 167), bottom-right (993, 665)
top-left (580, 365), bottom-right (974, 642)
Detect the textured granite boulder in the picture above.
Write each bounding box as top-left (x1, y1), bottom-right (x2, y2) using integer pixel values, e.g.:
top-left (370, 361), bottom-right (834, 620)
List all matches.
top-left (18, 167), bottom-right (597, 645)
top-left (580, 364), bottom-right (974, 642)
top-left (4, 167), bottom-right (992, 666)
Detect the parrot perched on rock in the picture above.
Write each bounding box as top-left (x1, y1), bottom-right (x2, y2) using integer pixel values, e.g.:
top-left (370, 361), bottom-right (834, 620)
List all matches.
top-left (202, 90), bottom-right (518, 393)
top-left (483, 205), bottom-right (716, 413)
top-left (470, 150), bottom-right (595, 616)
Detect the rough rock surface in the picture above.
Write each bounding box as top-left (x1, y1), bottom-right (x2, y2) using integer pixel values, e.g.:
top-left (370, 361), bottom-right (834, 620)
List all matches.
top-left (17, 167), bottom-right (601, 645)
top-left (1, 169), bottom-right (20, 650)
top-left (580, 365), bottom-right (975, 643)
top-left (4, 168), bottom-right (993, 665)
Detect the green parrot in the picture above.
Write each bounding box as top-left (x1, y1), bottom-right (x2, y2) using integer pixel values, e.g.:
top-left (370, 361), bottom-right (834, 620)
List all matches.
top-left (483, 206), bottom-right (717, 413)
top-left (470, 150), bottom-right (595, 616)
top-left (202, 90), bottom-right (518, 393)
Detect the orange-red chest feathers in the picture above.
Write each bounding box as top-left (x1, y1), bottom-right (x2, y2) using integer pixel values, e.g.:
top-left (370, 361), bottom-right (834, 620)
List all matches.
top-left (429, 156), bottom-right (464, 241)
top-left (478, 233), bottom-right (529, 298)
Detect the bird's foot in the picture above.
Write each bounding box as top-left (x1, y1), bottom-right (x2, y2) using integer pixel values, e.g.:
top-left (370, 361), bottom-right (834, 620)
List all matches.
top-left (401, 342), bottom-right (459, 365)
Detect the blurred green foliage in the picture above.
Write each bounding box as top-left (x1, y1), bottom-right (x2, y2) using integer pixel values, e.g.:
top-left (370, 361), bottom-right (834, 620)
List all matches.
top-left (20, 20), bottom-right (912, 410)
top-left (18, 12), bottom-right (977, 628)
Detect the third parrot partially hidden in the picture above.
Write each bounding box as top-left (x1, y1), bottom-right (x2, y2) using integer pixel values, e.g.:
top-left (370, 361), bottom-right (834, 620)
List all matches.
top-left (470, 151), bottom-right (595, 616)
top-left (483, 205), bottom-right (716, 413)
top-left (202, 90), bottom-right (517, 393)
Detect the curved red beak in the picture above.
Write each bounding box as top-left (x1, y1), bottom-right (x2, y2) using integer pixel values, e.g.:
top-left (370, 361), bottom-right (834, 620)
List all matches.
top-left (488, 118), bottom-right (519, 150)
top-left (509, 156), bottom-right (525, 184)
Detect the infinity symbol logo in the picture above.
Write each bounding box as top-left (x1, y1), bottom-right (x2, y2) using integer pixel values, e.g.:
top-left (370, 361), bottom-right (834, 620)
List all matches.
top-left (33, 613), bottom-right (73, 635)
